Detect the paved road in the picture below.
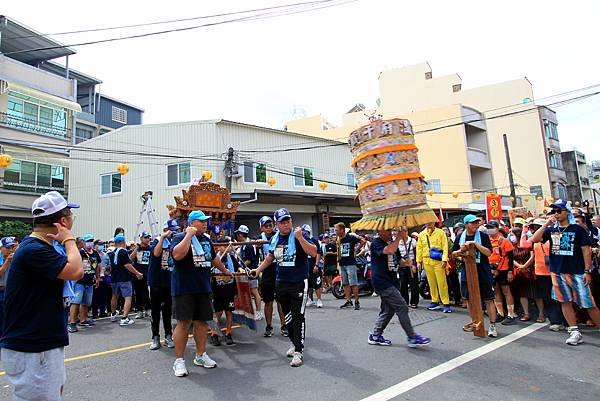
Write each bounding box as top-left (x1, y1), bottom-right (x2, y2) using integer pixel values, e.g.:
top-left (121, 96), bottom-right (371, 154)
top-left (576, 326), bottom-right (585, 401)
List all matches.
top-left (1, 295), bottom-right (599, 401)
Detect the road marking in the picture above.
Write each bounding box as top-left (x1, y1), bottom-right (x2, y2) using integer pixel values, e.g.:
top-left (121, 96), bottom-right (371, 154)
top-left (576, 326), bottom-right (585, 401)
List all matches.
top-left (360, 323), bottom-right (547, 401)
top-left (0, 325), bottom-right (241, 377)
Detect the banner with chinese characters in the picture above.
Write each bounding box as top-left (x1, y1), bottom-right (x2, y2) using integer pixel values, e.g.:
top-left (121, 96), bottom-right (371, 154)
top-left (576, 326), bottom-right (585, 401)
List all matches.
top-left (508, 207), bottom-right (528, 227)
top-left (486, 193), bottom-right (503, 222)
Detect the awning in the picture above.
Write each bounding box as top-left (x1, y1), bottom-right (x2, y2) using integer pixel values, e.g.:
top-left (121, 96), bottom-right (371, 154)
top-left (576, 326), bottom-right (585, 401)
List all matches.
top-left (5, 81), bottom-right (82, 112)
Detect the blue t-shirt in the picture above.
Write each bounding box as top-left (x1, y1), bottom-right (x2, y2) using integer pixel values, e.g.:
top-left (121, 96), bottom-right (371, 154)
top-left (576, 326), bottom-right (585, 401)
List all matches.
top-left (339, 234), bottom-right (361, 266)
top-left (270, 234), bottom-right (310, 283)
top-left (109, 248), bottom-right (133, 283)
top-left (370, 237), bottom-right (399, 292)
top-left (0, 236), bottom-right (68, 352)
top-left (170, 233), bottom-right (216, 296)
top-left (134, 245), bottom-right (152, 275)
top-left (78, 249), bottom-right (101, 287)
top-left (452, 232), bottom-right (493, 283)
top-left (148, 242), bottom-right (173, 289)
top-left (542, 224), bottom-right (592, 274)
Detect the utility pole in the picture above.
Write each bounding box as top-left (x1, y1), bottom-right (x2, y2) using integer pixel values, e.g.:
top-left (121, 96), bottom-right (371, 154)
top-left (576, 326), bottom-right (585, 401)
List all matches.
top-left (224, 147), bottom-right (234, 192)
top-left (503, 134), bottom-right (517, 208)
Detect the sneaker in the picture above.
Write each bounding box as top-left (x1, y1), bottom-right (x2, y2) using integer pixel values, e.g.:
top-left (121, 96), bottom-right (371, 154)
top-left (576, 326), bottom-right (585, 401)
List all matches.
top-left (354, 301), bottom-right (361, 310)
top-left (496, 314), bottom-right (505, 323)
top-left (565, 330), bottom-right (583, 346)
top-left (194, 352), bottom-right (217, 368)
top-left (136, 311), bottom-right (144, 319)
top-left (67, 323), bottom-right (78, 333)
top-left (488, 324), bottom-right (498, 338)
top-left (290, 352), bottom-right (303, 367)
top-left (306, 300), bottom-right (315, 308)
top-left (78, 319), bottom-right (95, 327)
top-left (119, 317), bottom-right (134, 326)
top-left (372, 292), bottom-right (379, 297)
top-left (173, 358), bottom-right (188, 377)
top-left (442, 305), bottom-right (452, 313)
top-left (165, 334), bottom-right (175, 348)
top-left (286, 345), bottom-right (296, 357)
top-left (501, 316), bottom-right (516, 326)
top-left (368, 333), bottom-right (392, 346)
top-left (407, 334), bottom-right (431, 348)
top-left (225, 334), bottom-right (234, 346)
top-left (426, 302), bottom-right (441, 311)
top-left (409, 304), bottom-right (418, 309)
top-left (255, 311), bottom-right (264, 321)
top-left (210, 334), bottom-right (222, 346)
top-left (264, 326), bottom-right (274, 338)
top-left (150, 336), bottom-right (161, 350)
top-left (110, 313), bottom-right (118, 322)
top-left (316, 299), bottom-right (323, 308)
top-left (549, 324), bottom-right (564, 332)
top-left (340, 300), bottom-right (353, 309)
top-left (281, 327), bottom-right (289, 337)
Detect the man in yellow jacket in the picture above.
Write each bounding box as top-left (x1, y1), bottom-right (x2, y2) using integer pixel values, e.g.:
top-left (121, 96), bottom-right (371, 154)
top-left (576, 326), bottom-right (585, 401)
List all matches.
top-left (416, 222), bottom-right (451, 313)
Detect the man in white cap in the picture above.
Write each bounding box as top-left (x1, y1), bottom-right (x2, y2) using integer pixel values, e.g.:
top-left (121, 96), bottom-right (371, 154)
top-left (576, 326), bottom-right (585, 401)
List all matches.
top-left (0, 191), bottom-right (84, 400)
top-left (235, 224), bottom-right (262, 320)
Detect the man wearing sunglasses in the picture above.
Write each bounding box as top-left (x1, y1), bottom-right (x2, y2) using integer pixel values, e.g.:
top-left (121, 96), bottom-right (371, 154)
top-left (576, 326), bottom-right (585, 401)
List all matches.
top-left (530, 200), bottom-right (600, 346)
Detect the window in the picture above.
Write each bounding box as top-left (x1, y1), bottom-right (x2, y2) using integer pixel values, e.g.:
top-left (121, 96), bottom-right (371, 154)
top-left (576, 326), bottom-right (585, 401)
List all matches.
top-left (243, 161), bottom-right (267, 183)
top-left (549, 152), bottom-right (563, 169)
top-left (545, 122), bottom-right (559, 140)
top-left (75, 126), bottom-right (95, 144)
top-left (111, 106), bottom-right (127, 124)
top-left (346, 172), bottom-right (357, 191)
top-left (167, 162), bottom-right (191, 186)
top-left (554, 183), bottom-right (568, 200)
top-left (452, 84), bottom-right (462, 92)
top-left (294, 167), bottom-right (314, 187)
top-left (424, 179), bottom-right (441, 193)
top-left (6, 91), bottom-right (68, 138)
top-left (3, 159), bottom-right (67, 192)
top-left (101, 173), bottom-right (121, 195)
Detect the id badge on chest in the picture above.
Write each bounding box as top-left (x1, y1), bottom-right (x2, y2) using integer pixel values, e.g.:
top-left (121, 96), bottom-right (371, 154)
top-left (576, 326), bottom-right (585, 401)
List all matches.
top-left (551, 232), bottom-right (562, 254)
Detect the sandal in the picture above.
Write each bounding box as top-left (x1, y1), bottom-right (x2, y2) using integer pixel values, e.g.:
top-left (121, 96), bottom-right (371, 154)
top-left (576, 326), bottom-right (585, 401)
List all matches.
top-left (536, 316), bottom-right (546, 323)
top-left (462, 322), bottom-right (476, 332)
top-left (520, 315), bottom-right (531, 322)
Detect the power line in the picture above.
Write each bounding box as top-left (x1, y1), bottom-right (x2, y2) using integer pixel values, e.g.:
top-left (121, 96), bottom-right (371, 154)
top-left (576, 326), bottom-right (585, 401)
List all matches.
top-left (3, 0), bottom-right (358, 56)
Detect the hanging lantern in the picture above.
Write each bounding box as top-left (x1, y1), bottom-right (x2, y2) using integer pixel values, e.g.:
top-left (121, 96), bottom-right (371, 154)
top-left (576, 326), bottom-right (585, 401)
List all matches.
top-left (474, 193), bottom-right (481, 200)
top-left (523, 197), bottom-right (529, 203)
top-left (509, 196), bottom-right (515, 202)
top-left (201, 170), bottom-right (213, 181)
top-left (0, 154), bottom-right (13, 169)
top-left (117, 163), bottom-right (129, 175)
top-left (427, 189), bottom-right (434, 196)
top-left (267, 177), bottom-right (276, 187)
top-left (319, 182), bottom-right (328, 191)
top-left (547, 197), bottom-right (554, 203)
top-left (575, 201), bottom-right (581, 206)
top-left (536, 196), bottom-right (543, 201)
top-left (452, 192), bottom-right (459, 198)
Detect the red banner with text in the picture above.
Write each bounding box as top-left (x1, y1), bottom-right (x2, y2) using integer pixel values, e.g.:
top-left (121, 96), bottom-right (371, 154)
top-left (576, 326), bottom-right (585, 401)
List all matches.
top-left (486, 193), bottom-right (503, 222)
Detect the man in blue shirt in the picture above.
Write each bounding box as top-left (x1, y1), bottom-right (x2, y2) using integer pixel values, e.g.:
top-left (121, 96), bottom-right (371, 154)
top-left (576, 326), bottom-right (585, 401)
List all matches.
top-left (250, 208), bottom-right (317, 367)
top-left (1, 191), bottom-right (84, 401)
top-left (170, 211), bottom-right (233, 377)
top-left (0, 236), bottom-right (17, 338)
top-left (531, 200), bottom-right (599, 346)
top-left (368, 228), bottom-right (431, 348)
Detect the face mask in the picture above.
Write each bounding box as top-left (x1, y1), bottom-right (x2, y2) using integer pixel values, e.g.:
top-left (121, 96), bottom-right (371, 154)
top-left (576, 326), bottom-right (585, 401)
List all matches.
top-left (526, 231), bottom-right (533, 239)
top-left (97, 245), bottom-right (105, 252)
top-left (85, 242), bottom-right (94, 250)
top-left (509, 235), bottom-right (517, 244)
top-left (488, 229), bottom-right (498, 236)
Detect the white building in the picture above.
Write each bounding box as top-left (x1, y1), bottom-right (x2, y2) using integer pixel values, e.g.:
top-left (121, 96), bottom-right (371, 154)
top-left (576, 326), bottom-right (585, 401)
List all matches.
top-left (69, 119), bottom-right (360, 239)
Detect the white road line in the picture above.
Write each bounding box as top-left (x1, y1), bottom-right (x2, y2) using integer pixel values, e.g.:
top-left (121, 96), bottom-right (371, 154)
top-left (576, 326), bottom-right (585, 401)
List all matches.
top-left (360, 323), bottom-right (547, 401)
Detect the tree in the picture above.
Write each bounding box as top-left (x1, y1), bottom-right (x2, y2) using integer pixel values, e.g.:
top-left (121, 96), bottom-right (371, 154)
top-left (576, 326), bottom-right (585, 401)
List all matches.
top-left (0, 220), bottom-right (32, 240)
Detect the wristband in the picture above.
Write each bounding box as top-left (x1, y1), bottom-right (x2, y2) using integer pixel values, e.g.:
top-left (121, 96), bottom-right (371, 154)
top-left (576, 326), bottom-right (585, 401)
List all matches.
top-left (584, 269), bottom-right (592, 274)
top-left (61, 237), bottom-right (76, 246)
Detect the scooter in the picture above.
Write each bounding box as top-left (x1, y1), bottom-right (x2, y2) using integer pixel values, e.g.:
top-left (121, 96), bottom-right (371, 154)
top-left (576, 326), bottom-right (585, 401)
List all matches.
top-left (331, 265), bottom-right (374, 299)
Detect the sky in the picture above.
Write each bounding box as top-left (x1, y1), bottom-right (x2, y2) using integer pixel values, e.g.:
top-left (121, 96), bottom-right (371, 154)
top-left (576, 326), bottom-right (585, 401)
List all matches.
top-left (4, 0), bottom-right (600, 159)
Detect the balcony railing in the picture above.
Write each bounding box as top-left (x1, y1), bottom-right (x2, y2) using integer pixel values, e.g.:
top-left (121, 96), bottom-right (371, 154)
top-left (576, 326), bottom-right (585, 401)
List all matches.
top-left (467, 147), bottom-right (492, 169)
top-left (1, 181), bottom-right (66, 194)
top-left (0, 112), bottom-right (70, 139)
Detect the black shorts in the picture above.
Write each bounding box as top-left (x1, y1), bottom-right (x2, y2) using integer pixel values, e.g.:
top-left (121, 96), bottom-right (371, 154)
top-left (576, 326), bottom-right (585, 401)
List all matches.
top-left (324, 264), bottom-right (338, 276)
top-left (461, 274), bottom-right (494, 301)
top-left (172, 293), bottom-right (214, 321)
top-left (212, 283), bottom-right (237, 312)
top-left (493, 269), bottom-right (511, 286)
top-left (309, 271), bottom-right (322, 289)
top-left (260, 280), bottom-right (276, 303)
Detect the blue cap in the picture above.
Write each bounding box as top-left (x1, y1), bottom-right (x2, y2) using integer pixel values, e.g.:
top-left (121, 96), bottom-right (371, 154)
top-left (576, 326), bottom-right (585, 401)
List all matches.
top-left (82, 234), bottom-right (94, 242)
top-left (274, 208), bottom-right (291, 222)
top-left (163, 219), bottom-right (180, 231)
top-left (114, 234), bottom-right (126, 243)
top-left (188, 210), bottom-right (210, 223)
top-left (319, 233), bottom-right (329, 240)
top-left (235, 225), bottom-right (250, 234)
top-left (301, 224), bottom-right (312, 233)
top-left (259, 215), bottom-right (273, 227)
top-left (549, 199), bottom-right (569, 211)
top-left (139, 231), bottom-right (152, 238)
top-left (1, 237), bottom-right (16, 248)
top-left (463, 214), bottom-right (481, 224)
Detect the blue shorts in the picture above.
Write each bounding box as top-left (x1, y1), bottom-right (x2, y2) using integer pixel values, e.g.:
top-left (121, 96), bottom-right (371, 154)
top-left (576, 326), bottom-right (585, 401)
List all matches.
top-left (551, 273), bottom-right (596, 308)
top-left (71, 284), bottom-right (94, 306)
top-left (340, 264), bottom-right (358, 286)
top-left (111, 281), bottom-right (133, 298)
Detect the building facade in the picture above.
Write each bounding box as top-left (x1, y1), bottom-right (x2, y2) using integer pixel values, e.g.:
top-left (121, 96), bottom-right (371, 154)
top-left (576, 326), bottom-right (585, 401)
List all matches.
top-left (68, 119), bottom-right (361, 240)
top-left (286, 62), bottom-right (569, 218)
top-left (0, 16), bottom-right (143, 220)
top-left (561, 150), bottom-right (599, 213)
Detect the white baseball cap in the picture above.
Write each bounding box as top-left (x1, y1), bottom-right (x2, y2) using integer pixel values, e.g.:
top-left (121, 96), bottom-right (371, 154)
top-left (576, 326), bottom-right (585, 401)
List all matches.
top-left (31, 191), bottom-right (79, 217)
top-left (235, 225), bottom-right (250, 234)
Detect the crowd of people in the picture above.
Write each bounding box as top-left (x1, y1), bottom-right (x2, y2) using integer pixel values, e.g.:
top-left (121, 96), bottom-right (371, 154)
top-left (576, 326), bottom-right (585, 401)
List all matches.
top-left (0, 190), bottom-right (599, 399)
